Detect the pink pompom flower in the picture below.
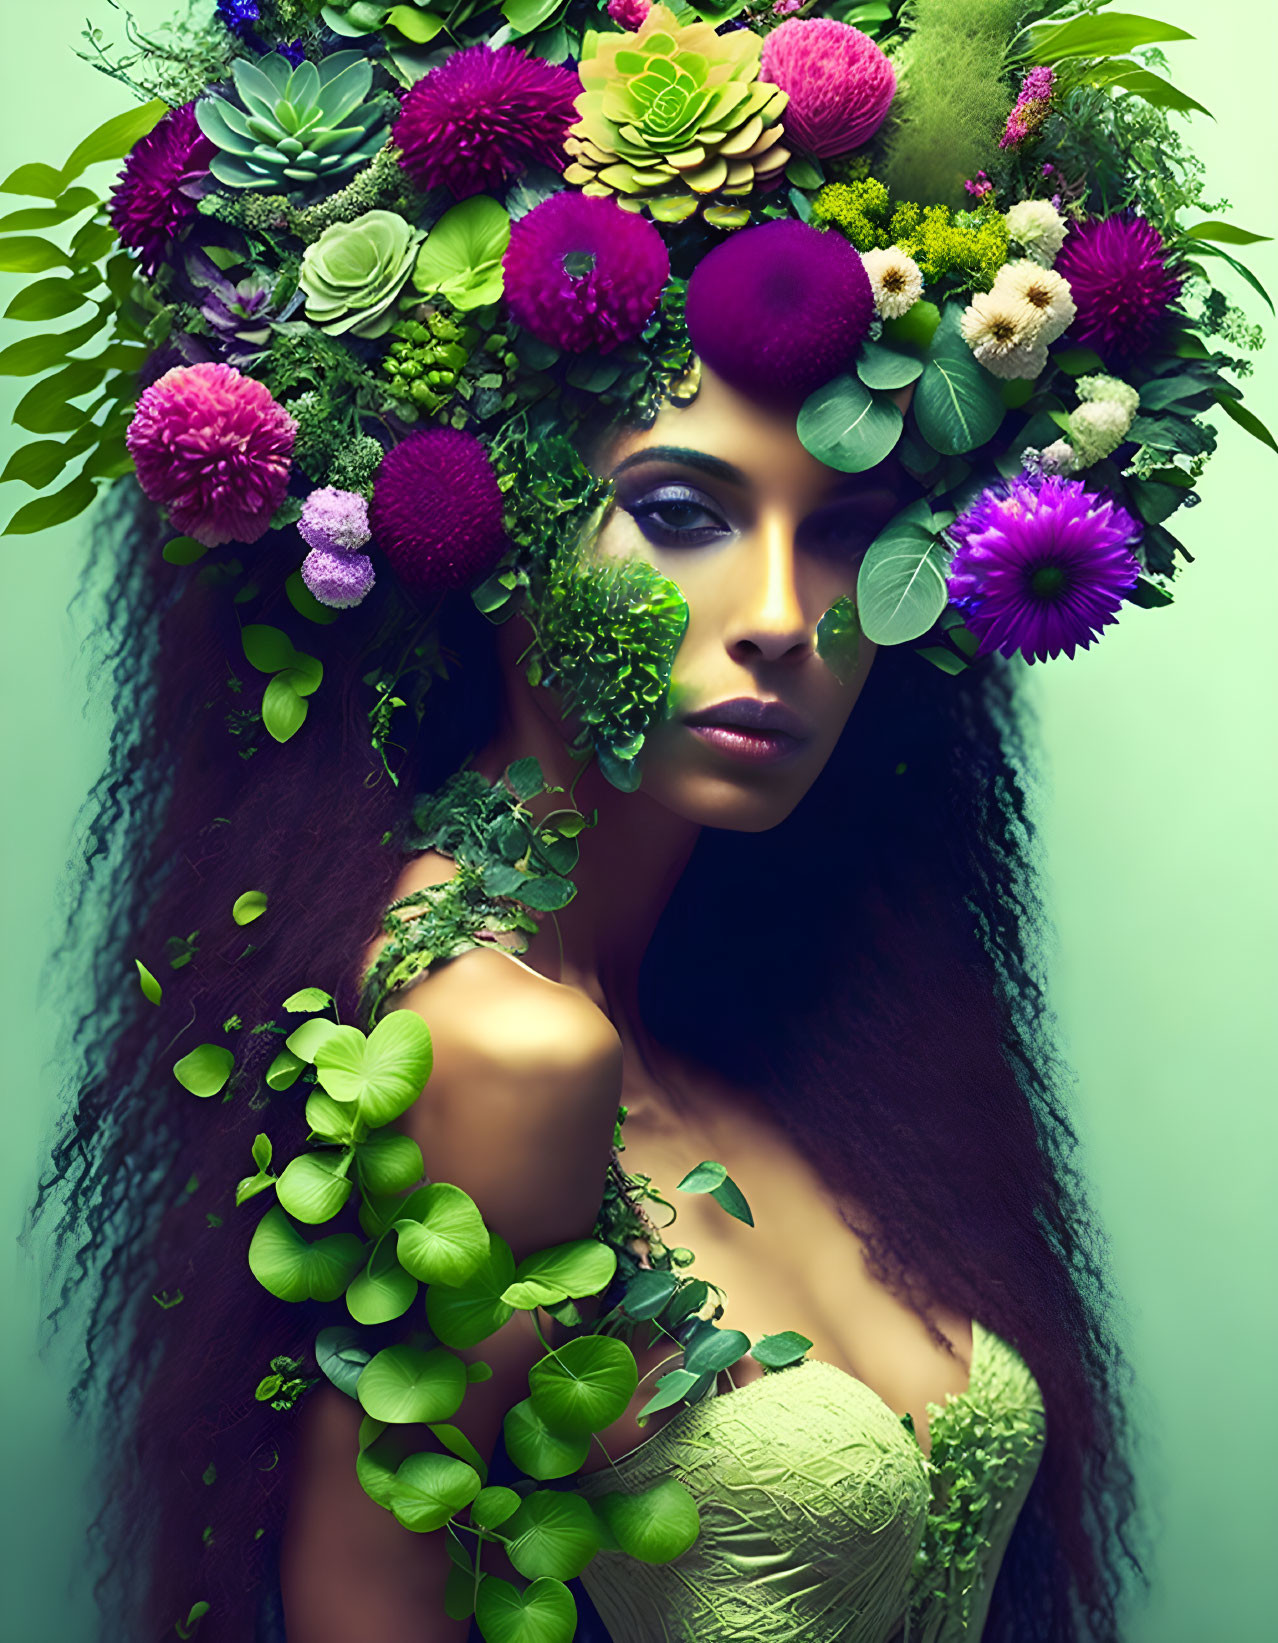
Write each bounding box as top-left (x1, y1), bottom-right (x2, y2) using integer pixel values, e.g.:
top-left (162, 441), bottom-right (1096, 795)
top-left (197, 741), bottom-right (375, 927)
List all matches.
top-left (503, 192), bottom-right (669, 354)
top-left (369, 429), bottom-right (506, 598)
top-left (685, 219), bottom-right (873, 408)
top-left (606, 0), bottom-right (650, 27)
top-left (760, 20), bottom-right (896, 159)
top-left (126, 362), bottom-right (296, 547)
top-left (107, 102), bottom-right (216, 277)
top-left (392, 44), bottom-right (581, 199)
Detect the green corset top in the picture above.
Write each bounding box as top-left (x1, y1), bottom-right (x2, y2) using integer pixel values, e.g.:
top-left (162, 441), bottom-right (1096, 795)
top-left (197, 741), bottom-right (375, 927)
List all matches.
top-left (573, 1320), bottom-right (1046, 1643)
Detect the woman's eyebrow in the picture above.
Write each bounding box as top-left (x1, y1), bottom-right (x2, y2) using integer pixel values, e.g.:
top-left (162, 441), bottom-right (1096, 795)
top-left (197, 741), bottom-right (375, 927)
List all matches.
top-left (609, 446), bottom-right (748, 486)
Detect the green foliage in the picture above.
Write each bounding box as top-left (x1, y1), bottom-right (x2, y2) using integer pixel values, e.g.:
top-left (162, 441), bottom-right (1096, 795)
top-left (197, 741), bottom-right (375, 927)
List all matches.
top-left (412, 196), bottom-right (511, 312)
top-left (856, 500), bottom-right (953, 645)
top-left (300, 210), bottom-right (423, 339)
top-left (173, 1043), bottom-right (235, 1098)
top-left (382, 309), bottom-right (478, 415)
top-left (811, 179), bottom-right (1009, 294)
top-left (798, 374), bottom-right (904, 473)
top-left (913, 302), bottom-right (1006, 454)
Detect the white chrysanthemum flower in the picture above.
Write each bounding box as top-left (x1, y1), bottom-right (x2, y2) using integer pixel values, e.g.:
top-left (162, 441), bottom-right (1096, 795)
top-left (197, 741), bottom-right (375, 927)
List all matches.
top-left (1004, 198), bottom-right (1068, 267)
top-left (1068, 399), bottom-right (1137, 468)
top-left (973, 336), bottom-right (1049, 380)
top-left (1075, 372), bottom-right (1140, 419)
top-left (860, 245), bottom-right (925, 319)
top-left (993, 259), bottom-right (1076, 343)
top-left (960, 289), bottom-right (1045, 379)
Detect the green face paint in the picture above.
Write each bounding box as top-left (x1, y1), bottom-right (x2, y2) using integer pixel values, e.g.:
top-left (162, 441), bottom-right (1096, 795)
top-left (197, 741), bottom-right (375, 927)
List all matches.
top-left (816, 595), bottom-right (863, 684)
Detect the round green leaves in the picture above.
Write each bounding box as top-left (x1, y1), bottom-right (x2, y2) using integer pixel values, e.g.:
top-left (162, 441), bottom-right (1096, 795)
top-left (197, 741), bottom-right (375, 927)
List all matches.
top-left (357, 1344), bottom-right (468, 1425)
top-left (913, 303), bottom-right (1005, 456)
top-left (394, 1182), bottom-right (490, 1287)
top-left (592, 1478), bottom-right (700, 1565)
top-left (172, 1043), bottom-right (234, 1098)
top-left (797, 374), bottom-right (903, 473)
top-left (313, 1009), bottom-right (434, 1128)
top-left (528, 1336), bottom-right (638, 1438)
top-left (247, 1206), bottom-right (363, 1303)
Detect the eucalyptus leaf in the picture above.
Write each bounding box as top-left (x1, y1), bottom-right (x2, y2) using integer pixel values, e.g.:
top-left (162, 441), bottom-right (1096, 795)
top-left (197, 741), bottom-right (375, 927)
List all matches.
top-left (503, 1397), bottom-right (592, 1480)
top-left (797, 374), bottom-right (903, 473)
top-left (389, 1450), bottom-right (482, 1533)
top-left (856, 507), bottom-right (951, 645)
top-left (621, 1269), bottom-right (679, 1320)
top-left (313, 1010), bottom-right (434, 1126)
top-left (591, 1477), bottom-right (700, 1565)
top-left (162, 536), bottom-right (208, 565)
top-left (635, 1367), bottom-right (699, 1424)
top-left (504, 1491), bottom-right (601, 1581)
top-left (358, 1343), bottom-right (468, 1424)
top-left (681, 1323), bottom-right (750, 1377)
top-left (286, 1016), bottom-right (342, 1063)
top-left (750, 1330), bottom-right (814, 1368)
top-left (241, 623), bottom-right (299, 673)
top-left (815, 596), bottom-right (862, 684)
top-left (262, 674), bottom-right (308, 743)
top-left (914, 305), bottom-right (1006, 455)
top-left (528, 1335), bottom-right (638, 1437)
top-left (173, 1043), bottom-right (234, 1098)
top-left (857, 340), bottom-right (925, 391)
top-left (426, 1233), bottom-right (517, 1349)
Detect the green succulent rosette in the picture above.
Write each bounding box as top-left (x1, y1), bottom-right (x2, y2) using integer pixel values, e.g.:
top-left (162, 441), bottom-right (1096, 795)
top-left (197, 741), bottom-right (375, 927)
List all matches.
top-left (564, 3), bottom-right (791, 229)
top-left (196, 50), bottom-right (388, 194)
top-left (300, 209), bottom-right (425, 339)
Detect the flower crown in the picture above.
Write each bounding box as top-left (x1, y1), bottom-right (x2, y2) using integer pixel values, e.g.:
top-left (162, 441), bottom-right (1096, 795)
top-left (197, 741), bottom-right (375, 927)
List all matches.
top-left (2, 0), bottom-right (1271, 745)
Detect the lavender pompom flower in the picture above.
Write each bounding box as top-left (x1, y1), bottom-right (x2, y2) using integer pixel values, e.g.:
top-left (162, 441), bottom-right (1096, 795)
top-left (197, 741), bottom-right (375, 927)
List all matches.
top-left (393, 45), bottom-right (581, 199)
top-left (946, 474), bottom-right (1142, 663)
top-left (299, 487), bottom-right (372, 557)
top-left (503, 193), bottom-right (669, 354)
top-left (107, 103), bottom-right (216, 277)
top-left (301, 545), bottom-right (375, 609)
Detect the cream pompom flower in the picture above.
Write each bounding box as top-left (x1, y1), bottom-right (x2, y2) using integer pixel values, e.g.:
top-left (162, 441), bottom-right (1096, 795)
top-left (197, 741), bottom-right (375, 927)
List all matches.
top-left (1004, 198), bottom-right (1068, 267)
top-left (994, 259), bottom-right (1075, 343)
top-left (860, 246), bottom-right (924, 319)
top-left (960, 288), bottom-right (1046, 377)
top-left (1066, 373), bottom-right (1141, 467)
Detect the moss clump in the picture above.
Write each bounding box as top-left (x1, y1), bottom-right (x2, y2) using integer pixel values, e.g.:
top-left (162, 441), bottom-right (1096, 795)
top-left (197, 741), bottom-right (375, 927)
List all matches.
top-left (812, 179), bottom-right (1008, 292)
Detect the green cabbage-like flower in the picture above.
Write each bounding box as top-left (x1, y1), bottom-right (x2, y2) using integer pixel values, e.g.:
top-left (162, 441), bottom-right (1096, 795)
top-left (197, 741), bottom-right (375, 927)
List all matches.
top-left (299, 210), bottom-right (424, 338)
top-left (563, 3), bottom-right (791, 229)
top-left (195, 50), bottom-right (388, 194)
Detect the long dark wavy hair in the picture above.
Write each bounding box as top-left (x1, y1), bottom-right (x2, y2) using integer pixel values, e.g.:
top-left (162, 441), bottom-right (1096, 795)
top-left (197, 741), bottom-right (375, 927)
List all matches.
top-left (31, 447), bottom-right (1147, 1641)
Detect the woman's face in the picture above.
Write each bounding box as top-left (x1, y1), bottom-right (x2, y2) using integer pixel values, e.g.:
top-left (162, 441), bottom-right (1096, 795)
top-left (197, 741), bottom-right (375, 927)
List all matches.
top-left (588, 362), bottom-right (902, 832)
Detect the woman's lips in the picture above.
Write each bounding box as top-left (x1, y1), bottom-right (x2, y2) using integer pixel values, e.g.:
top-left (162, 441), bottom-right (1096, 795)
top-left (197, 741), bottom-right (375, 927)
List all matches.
top-left (683, 698), bottom-right (810, 763)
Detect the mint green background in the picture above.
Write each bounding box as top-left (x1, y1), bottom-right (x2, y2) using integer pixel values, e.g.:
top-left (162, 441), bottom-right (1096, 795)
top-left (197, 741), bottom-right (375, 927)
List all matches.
top-left (2, 5), bottom-right (1274, 1638)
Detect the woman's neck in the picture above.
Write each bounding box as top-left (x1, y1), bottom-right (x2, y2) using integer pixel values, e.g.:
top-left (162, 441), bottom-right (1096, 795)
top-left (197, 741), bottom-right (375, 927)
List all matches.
top-left (471, 684), bottom-right (700, 1042)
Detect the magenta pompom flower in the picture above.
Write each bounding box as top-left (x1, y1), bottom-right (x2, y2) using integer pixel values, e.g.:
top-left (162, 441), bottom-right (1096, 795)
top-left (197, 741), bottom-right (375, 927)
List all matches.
top-left (760, 20), bottom-right (896, 159)
top-left (685, 220), bottom-right (873, 407)
top-left (301, 545), bottom-right (375, 609)
top-left (393, 45), bottom-right (581, 199)
top-left (606, 0), bottom-right (650, 26)
top-left (1054, 212), bottom-right (1183, 363)
top-left (503, 192), bottom-right (669, 354)
top-left (370, 429), bottom-right (506, 598)
top-left (107, 103), bottom-right (216, 277)
top-left (298, 486), bottom-right (371, 556)
top-left (946, 474), bottom-right (1142, 663)
top-left (126, 363), bottom-right (296, 547)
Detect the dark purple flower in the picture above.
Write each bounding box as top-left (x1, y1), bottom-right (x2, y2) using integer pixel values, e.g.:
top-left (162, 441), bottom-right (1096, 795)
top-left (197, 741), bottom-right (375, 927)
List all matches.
top-left (393, 45), bottom-right (581, 199)
top-left (107, 103), bottom-right (217, 278)
top-left (503, 193), bottom-right (668, 354)
top-left (685, 219), bottom-right (873, 408)
top-left (946, 474), bottom-right (1142, 663)
top-left (370, 429), bottom-right (506, 597)
top-left (1054, 212), bottom-right (1183, 363)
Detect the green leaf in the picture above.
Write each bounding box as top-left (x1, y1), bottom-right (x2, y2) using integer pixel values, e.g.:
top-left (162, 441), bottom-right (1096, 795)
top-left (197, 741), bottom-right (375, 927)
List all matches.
top-left (635, 1367), bottom-right (700, 1424)
top-left (1185, 220), bottom-right (1272, 247)
top-left (281, 651), bottom-right (323, 697)
top-left (162, 536), bottom-right (209, 565)
top-left (856, 340), bottom-right (925, 392)
top-left (173, 1043), bottom-right (234, 1098)
top-left (134, 958), bottom-right (162, 1005)
top-left (287, 1016), bottom-right (342, 1063)
top-left (472, 1485), bottom-right (521, 1530)
top-left (528, 1335), bottom-right (638, 1437)
top-left (915, 644), bottom-right (970, 675)
top-left (592, 1477), bottom-right (700, 1565)
top-left (856, 504), bottom-right (951, 645)
top-left (1084, 62), bottom-right (1211, 117)
top-left (314, 1010), bottom-right (433, 1127)
top-left (385, 4), bottom-right (448, 42)
top-left (750, 1330), bottom-right (814, 1368)
top-left (621, 1269), bottom-right (679, 1321)
top-left (914, 305), bottom-right (1005, 455)
top-left (681, 1323), bottom-right (750, 1377)
top-left (413, 194), bottom-right (510, 312)
top-left (286, 569), bottom-right (342, 625)
top-left (247, 1205), bottom-right (364, 1302)
top-left (305, 1090), bottom-right (355, 1140)
top-left (503, 1239), bottom-right (617, 1308)
top-left (283, 986), bottom-right (334, 1013)
top-left (0, 236), bottom-right (70, 274)
top-left (502, 0), bottom-right (564, 34)
top-left (1, 162), bottom-right (68, 198)
top-left (797, 374), bottom-right (903, 473)
top-left (426, 1234), bottom-right (517, 1349)
top-left (504, 1491), bottom-right (601, 1581)
top-left (675, 1160), bottom-right (754, 1226)
top-left (0, 311), bottom-right (103, 374)
top-left (389, 1450), bottom-right (483, 1533)
top-left (346, 1240), bottom-right (419, 1325)
top-left (1, 438), bottom-right (70, 487)
top-left (357, 1344), bottom-right (468, 1424)
top-left (1214, 390), bottom-right (1278, 455)
top-left (428, 1420), bottom-right (488, 1482)
top-left (4, 473), bottom-right (97, 534)
top-left (276, 1151), bottom-right (353, 1224)
top-left (1027, 11), bottom-right (1193, 65)
top-left (503, 1397), bottom-right (591, 1481)
top-left (1183, 241), bottom-right (1274, 314)
top-left (68, 219), bottom-right (118, 266)
top-left (815, 595), bottom-right (862, 684)
top-left (315, 1324), bottom-right (373, 1398)
top-left (175, 1601), bottom-right (211, 1640)
top-left (252, 1134), bottom-right (273, 1172)
top-left (356, 1130), bottom-right (423, 1195)
top-left (60, 99), bottom-right (168, 182)
top-left (231, 890), bottom-right (268, 926)
top-left (395, 1182), bottom-right (490, 1286)
top-left (473, 1574), bottom-right (577, 1643)
top-left (262, 674), bottom-right (308, 743)
top-left (506, 755), bottom-right (545, 800)
top-left (1051, 346), bottom-right (1106, 377)
top-left (241, 623), bottom-right (299, 673)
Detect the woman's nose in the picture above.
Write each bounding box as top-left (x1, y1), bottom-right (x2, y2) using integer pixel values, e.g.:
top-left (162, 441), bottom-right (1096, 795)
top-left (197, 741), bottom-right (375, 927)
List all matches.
top-left (725, 510), bottom-right (811, 665)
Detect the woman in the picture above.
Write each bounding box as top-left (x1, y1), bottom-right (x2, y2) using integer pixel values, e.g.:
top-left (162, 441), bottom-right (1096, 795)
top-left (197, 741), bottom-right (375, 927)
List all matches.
top-left (15, 0), bottom-right (1265, 1639)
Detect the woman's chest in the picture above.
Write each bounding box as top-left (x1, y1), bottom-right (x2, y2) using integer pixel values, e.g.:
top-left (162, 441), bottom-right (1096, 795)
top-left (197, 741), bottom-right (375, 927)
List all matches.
top-left (580, 1085), bottom-right (973, 1466)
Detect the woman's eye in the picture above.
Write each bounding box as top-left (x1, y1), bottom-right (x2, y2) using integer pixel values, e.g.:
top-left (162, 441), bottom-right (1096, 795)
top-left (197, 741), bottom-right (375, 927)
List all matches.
top-left (624, 487), bottom-right (730, 547)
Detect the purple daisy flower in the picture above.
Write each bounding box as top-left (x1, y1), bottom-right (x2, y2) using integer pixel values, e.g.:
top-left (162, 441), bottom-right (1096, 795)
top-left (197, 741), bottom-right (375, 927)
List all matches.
top-left (685, 219), bottom-right (873, 408)
top-left (503, 192), bottom-right (669, 355)
top-left (1054, 212), bottom-right (1183, 363)
top-left (107, 103), bottom-right (217, 278)
top-left (393, 45), bottom-right (581, 199)
top-left (946, 474), bottom-right (1142, 663)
